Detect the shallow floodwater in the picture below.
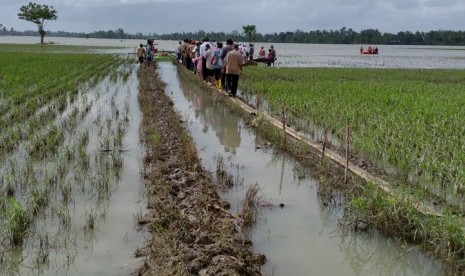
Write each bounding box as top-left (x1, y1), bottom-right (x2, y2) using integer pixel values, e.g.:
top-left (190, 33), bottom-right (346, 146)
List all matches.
top-left (2, 36), bottom-right (465, 69)
top-left (158, 62), bottom-right (451, 275)
top-left (0, 65), bottom-right (147, 275)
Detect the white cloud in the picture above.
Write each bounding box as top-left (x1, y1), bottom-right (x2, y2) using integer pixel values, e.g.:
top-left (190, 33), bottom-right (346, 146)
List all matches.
top-left (2, 0), bottom-right (465, 34)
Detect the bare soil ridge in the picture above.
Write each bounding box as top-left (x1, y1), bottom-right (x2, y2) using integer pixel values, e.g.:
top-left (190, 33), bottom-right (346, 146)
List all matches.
top-left (136, 65), bottom-right (265, 275)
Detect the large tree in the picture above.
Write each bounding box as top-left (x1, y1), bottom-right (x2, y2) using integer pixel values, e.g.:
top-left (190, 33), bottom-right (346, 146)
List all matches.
top-left (18, 2), bottom-right (57, 44)
top-left (242, 25), bottom-right (256, 43)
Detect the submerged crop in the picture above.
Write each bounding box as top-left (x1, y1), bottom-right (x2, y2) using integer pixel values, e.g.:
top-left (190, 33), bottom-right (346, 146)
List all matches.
top-left (240, 66), bottom-right (465, 210)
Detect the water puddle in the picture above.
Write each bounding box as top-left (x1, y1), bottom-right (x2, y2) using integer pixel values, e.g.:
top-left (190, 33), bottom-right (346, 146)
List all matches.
top-left (0, 65), bottom-right (147, 275)
top-left (158, 62), bottom-right (451, 275)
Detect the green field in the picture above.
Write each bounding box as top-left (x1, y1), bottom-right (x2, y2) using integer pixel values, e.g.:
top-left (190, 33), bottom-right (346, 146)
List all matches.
top-left (239, 66), bottom-right (465, 270)
top-left (0, 44), bottom-right (133, 271)
top-left (0, 44), bottom-right (124, 158)
top-left (241, 66), bottom-right (465, 208)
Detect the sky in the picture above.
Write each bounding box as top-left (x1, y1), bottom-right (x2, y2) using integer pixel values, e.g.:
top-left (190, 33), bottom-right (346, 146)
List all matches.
top-left (1, 0), bottom-right (465, 35)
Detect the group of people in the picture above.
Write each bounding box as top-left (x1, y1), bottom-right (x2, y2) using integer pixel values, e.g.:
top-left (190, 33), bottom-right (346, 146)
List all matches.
top-left (137, 37), bottom-right (277, 97)
top-left (360, 45), bottom-right (379, 55)
top-left (175, 37), bottom-right (278, 97)
top-left (137, 39), bottom-right (158, 67)
top-left (176, 37), bottom-right (244, 97)
top-left (257, 45), bottom-right (277, 66)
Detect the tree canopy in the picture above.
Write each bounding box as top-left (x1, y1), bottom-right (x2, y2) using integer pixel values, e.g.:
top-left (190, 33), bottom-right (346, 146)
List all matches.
top-left (18, 2), bottom-right (57, 44)
top-left (242, 25), bottom-right (256, 43)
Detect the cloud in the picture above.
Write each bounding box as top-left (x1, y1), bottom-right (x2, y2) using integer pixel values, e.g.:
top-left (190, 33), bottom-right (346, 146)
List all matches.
top-left (2, 0), bottom-right (465, 35)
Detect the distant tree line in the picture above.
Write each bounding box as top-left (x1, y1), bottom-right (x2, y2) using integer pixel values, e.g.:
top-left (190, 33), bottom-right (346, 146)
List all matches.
top-left (0, 26), bottom-right (147, 40)
top-left (154, 28), bottom-right (465, 45)
top-left (1, 25), bottom-right (464, 45)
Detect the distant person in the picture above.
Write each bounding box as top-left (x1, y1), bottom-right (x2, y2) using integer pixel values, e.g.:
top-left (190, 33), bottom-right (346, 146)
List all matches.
top-left (220, 39), bottom-right (234, 91)
top-left (181, 38), bottom-right (189, 65)
top-left (200, 37), bottom-right (213, 82)
top-left (205, 44), bottom-right (215, 85)
top-left (259, 46), bottom-right (266, 57)
top-left (248, 43), bottom-right (254, 60)
top-left (176, 41), bottom-right (182, 62)
top-left (360, 46), bottom-right (364, 54)
top-left (267, 49), bottom-right (273, 66)
top-left (151, 39), bottom-right (158, 54)
top-left (192, 41), bottom-right (202, 79)
top-left (270, 45), bottom-right (276, 66)
top-left (212, 42), bottom-right (223, 90)
top-left (374, 46), bottom-right (379, 54)
top-left (224, 44), bottom-right (242, 97)
top-left (186, 40), bottom-right (195, 70)
top-left (137, 43), bottom-right (146, 65)
top-left (239, 44), bottom-right (248, 65)
top-left (145, 39), bottom-right (153, 67)
top-left (368, 45), bottom-right (373, 54)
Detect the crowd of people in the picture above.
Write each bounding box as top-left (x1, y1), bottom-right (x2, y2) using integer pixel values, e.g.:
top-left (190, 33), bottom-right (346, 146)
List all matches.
top-left (136, 37), bottom-right (277, 97)
top-left (175, 37), bottom-right (277, 97)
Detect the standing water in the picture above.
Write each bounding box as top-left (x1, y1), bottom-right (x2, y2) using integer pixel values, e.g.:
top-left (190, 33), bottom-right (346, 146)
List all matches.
top-left (0, 64), bottom-right (147, 275)
top-left (157, 62), bottom-right (451, 275)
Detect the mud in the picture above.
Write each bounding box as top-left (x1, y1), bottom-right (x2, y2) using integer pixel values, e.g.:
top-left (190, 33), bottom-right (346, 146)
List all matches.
top-left (136, 65), bottom-right (265, 275)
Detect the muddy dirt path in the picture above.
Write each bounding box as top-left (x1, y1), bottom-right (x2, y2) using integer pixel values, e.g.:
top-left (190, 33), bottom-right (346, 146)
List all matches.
top-left (136, 65), bottom-right (265, 275)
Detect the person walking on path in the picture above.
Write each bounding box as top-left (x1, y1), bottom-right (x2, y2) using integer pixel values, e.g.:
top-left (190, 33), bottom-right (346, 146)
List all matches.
top-left (176, 41), bottom-right (182, 62)
top-left (224, 44), bottom-right (242, 97)
top-left (212, 42), bottom-right (223, 90)
top-left (205, 44), bottom-right (215, 85)
top-left (200, 37), bottom-right (213, 82)
top-left (220, 39), bottom-right (234, 91)
top-left (146, 39), bottom-right (154, 67)
top-left (137, 43), bottom-right (146, 65)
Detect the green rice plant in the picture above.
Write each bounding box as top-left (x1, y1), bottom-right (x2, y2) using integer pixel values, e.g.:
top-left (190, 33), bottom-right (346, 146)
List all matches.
top-left (85, 210), bottom-right (96, 230)
top-left (6, 197), bottom-right (29, 246)
top-left (239, 183), bottom-right (262, 228)
top-left (347, 182), bottom-right (465, 271)
top-left (241, 66), bottom-right (465, 209)
top-left (56, 206), bottom-right (71, 230)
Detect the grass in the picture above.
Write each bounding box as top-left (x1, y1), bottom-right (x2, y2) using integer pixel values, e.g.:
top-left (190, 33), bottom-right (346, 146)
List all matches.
top-left (240, 184), bottom-right (262, 228)
top-left (240, 66), bottom-right (465, 209)
top-left (6, 197), bottom-right (29, 246)
top-left (0, 43), bottom-right (137, 273)
top-left (236, 65), bottom-right (465, 272)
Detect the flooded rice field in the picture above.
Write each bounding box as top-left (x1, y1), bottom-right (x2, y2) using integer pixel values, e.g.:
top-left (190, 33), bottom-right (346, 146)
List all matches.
top-left (2, 34), bottom-right (463, 273)
top-left (157, 62), bottom-right (452, 275)
top-left (3, 36), bottom-right (465, 69)
top-left (0, 65), bottom-right (146, 275)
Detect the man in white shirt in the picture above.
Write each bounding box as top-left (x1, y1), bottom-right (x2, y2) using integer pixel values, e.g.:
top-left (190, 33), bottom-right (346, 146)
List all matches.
top-left (200, 37), bottom-right (213, 82)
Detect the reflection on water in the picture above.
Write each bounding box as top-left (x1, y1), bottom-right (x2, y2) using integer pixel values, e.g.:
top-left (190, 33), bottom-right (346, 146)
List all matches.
top-left (161, 63), bottom-right (242, 155)
top-left (0, 65), bottom-right (147, 275)
top-left (158, 61), bottom-right (451, 276)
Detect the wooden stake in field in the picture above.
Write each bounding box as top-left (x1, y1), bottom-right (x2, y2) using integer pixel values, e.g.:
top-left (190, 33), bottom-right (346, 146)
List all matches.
top-left (281, 107), bottom-right (286, 134)
top-left (345, 124), bottom-right (350, 183)
top-left (281, 106), bottom-right (286, 140)
top-left (255, 95), bottom-right (261, 112)
top-left (321, 128), bottom-right (328, 164)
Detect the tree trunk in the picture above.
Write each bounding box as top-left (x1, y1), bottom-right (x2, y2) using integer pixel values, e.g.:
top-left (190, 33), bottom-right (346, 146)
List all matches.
top-left (38, 23), bottom-right (45, 44)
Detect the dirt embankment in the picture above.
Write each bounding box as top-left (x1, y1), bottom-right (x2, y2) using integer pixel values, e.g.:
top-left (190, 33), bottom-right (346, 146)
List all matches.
top-left (136, 65), bottom-right (265, 275)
